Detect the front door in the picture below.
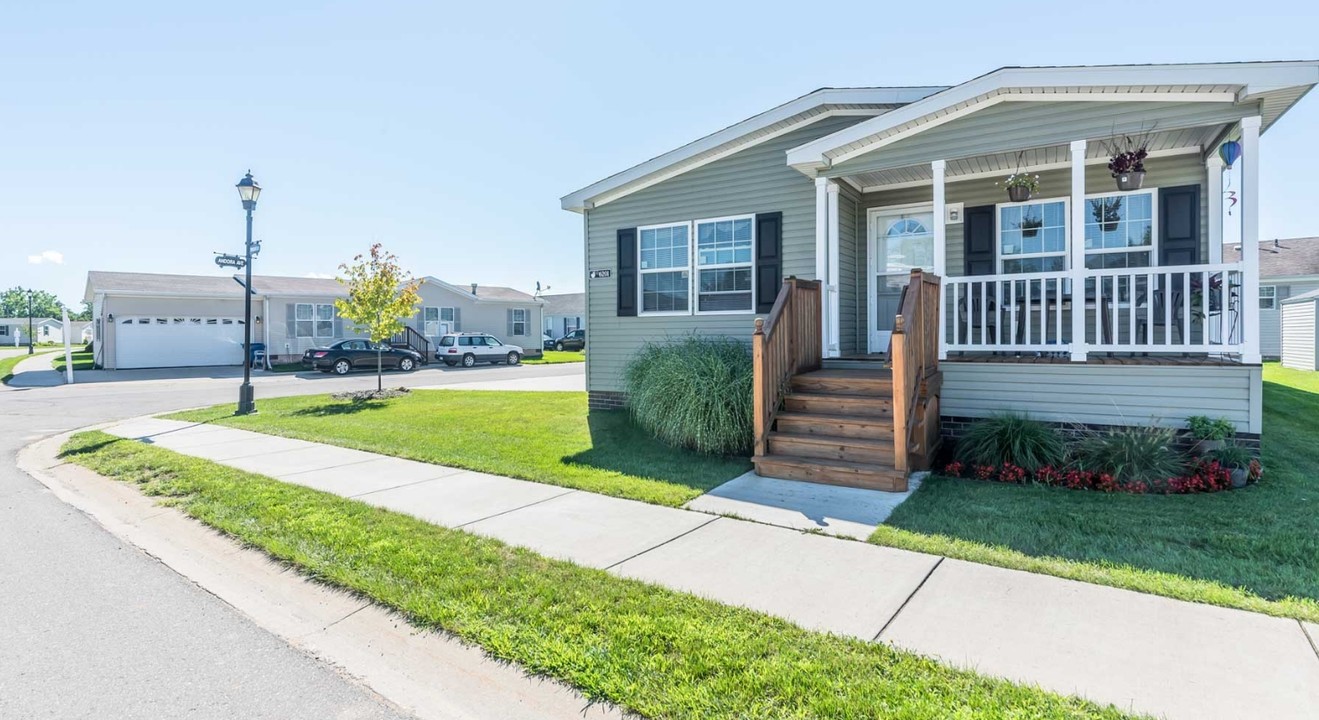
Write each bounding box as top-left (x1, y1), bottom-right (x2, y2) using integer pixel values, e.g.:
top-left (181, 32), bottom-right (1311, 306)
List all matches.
top-left (868, 207), bottom-right (935, 352)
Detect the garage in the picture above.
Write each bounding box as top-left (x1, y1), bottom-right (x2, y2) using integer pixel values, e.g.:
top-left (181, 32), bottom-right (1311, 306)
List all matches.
top-left (115, 316), bottom-right (246, 369)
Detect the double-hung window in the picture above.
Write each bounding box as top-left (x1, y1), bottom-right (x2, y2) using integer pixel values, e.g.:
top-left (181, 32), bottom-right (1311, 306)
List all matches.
top-left (1084, 191), bottom-right (1155, 269)
top-left (1260, 286), bottom-right (1277, 310)
top-left (695, 215), bottom-right (754, 312)
top-left (423, 307), bottom-right (440, 336)
top-left (998, 199), bottom-right (1067, 274)
top-left (639, 222), bottom-right (691, 314)
top-left (296, 303), bottom-right (336, 338)
top-left (510, 308), bottom-right (527, 336)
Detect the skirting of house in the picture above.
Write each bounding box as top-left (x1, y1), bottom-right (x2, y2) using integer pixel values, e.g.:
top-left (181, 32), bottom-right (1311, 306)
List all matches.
top-left (588, 390), bottom-right (628, 411)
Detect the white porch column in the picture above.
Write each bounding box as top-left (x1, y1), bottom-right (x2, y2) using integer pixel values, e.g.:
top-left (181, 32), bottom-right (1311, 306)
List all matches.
top-left (826, 180), bottom-right (842, 357)
top-left (1240, 116), bottom-right (1262, 364)
top-left (1206, 154), bottom-right (1225, 264)
top-left (932, 160), bottom-right (947, 360)
top-left (814, 177), bottom-right (830, 356)
top-left (1069, 140), bottom-right (1088, 362)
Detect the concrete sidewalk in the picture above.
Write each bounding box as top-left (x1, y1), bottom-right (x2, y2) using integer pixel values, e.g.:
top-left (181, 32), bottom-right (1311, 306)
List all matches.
top-left (103, 417), bottom-right (1319, 720)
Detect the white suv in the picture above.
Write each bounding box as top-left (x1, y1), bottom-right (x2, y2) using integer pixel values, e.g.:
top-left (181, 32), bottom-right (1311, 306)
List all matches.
top-left (437, 333), bottom-right (523, 367)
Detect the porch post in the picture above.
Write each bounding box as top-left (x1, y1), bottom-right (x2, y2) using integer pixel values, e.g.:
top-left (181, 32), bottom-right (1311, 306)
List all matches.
top-left (1069, 140), bottom-right (1088, 362)
top-left (826, 180), bottom-right (842, 358)
top-left (1206, 154), bottom-right (1224, 264)
top-left (815, 177), bottom-right (830, 356)
top-left (932, 159), bottom-right (947, 360)
top-left (1240, 116), bottom-right (1262, 364)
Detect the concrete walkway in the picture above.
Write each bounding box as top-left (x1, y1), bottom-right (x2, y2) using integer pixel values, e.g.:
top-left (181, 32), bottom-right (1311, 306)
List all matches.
top-left (102, 417), bottom-right (1319, 720)
top-left (5, 350), bottom-right (64, 388)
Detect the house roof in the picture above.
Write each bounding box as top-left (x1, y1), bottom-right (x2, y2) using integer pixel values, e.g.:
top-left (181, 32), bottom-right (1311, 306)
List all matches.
top-left (539, 292), bottom-right (585, 316)
top-left (0, 317), bottom-right (59, 326)
top-left (1282, 287), bottom-right (1319, 305)
top-left (419, 277), bottom-right (540, 303)
top-left (85, 271), bottom-right (246, 301)
top-left (1228, 237), bottom-right (1319, 279)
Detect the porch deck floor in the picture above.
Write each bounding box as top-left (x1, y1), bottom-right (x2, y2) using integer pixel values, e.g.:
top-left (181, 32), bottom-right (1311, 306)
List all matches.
top-left (946, 353), bottom-right (1248, 366)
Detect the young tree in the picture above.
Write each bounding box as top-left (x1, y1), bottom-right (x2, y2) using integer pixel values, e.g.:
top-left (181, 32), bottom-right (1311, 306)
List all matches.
top-left (335, 244), bottom-right (422, 392)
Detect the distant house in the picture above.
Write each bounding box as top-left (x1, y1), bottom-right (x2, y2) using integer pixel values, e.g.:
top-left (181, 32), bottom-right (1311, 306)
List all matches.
top-left (0, 317), bottom-right (62, 345)
top-left (539, 292), bottom-right (585, 339)
top-left (84, 271), bottom-right (543, 370)
top-left (1229, 237), bottom-right (1319, 359)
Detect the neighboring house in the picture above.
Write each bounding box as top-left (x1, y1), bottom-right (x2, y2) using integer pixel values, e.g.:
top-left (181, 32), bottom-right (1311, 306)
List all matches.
top-left (69, 321), bottom-right (93, 344)
top-left (0, 317), bottom-right (62, 345)
top-left (84, 271), bottom-right (542, 369)
top-left (1281, 288), bottom-right (1319, 371)
top-left (562, 61), bottom-right (1318, 487)
top-left (540, 292), bottom-right (585, 339)
top-left (1228, 237), bottom-right (1319, 359)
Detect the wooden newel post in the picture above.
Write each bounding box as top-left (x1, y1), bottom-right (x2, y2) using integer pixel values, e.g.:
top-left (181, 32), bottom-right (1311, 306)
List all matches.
top-left (891, 312), bottom-right (910, 473)
top-left (753, 317), bottom-right (767, 457)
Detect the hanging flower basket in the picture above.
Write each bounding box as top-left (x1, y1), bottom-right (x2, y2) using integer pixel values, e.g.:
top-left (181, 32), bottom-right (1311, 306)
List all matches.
top-left (999, 170), bottom-right (1040, 203)
top-left (1007, 185), bottom-right (1033, 202)
top-left (1104, 125), bottom-right (1156, 192)
top-left (1115, 171), bottom-right (1146, 191)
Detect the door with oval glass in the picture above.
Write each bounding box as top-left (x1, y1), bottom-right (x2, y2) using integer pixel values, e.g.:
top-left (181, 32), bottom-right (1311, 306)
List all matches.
top-left (868, 206), bottom-right (935, 352)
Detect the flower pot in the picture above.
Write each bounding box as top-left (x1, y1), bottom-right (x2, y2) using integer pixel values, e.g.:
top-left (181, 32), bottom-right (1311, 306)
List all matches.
top-left (1007, 185), bottom-right (1033, 202)
top-left (1230, 467), bottom-right (1249, 489)
top-left (1115, 171), bottom-right (1145, 191)
top-left (1193, 438), bottom-right (1225, 456)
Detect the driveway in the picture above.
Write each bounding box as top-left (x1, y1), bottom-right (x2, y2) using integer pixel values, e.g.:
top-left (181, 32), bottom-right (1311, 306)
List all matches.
top-left (0, 362), bottom-right (583, 719)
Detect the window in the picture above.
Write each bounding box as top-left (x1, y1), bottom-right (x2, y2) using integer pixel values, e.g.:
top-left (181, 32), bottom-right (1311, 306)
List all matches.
top-left (296, 303), bottom-right (336, 338)
top-left (423, 307), bottom-right (440, 336)
top-left (1084, 192), bottom-right (1155, 269)
top-left (695, 215), bottom-right (755, 312)
top-left (639, 222), bottom-right (691, 313)
top-left (999, 199), bottom-right (1067, 274)
top-left (0, 326), bottom-right (7, 336)
top-left (510, 308), bottom-right (527, 336)
top-left (484, 336), bottom-right (503, 347)
top-left (1260, 285), bottom-right (1277, 310)
top-left (439, 335), bottom-right (456, 347)
top-left (42, 325), bottom-right (50, 337)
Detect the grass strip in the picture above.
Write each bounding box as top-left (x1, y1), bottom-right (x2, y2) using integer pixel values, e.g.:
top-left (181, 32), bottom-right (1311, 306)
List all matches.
top-left (51, 350), bottom-right (95, 372)
top-left (522, 350), bottom-right (585, 364)
top-left (62, 430), bottom-right (1136, 720)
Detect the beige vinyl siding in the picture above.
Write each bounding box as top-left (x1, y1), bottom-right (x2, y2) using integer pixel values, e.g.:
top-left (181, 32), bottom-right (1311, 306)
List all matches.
top-left (1281, 298), bottom-right (1318, 371)
top-left (582, 115), bottom-right (869, 393)
top-left (942, 361), bottom-right (1262, 434)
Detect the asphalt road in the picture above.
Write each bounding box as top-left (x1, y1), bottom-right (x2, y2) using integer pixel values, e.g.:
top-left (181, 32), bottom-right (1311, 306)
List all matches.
top-left (0, 362), bottom-right (585, 719)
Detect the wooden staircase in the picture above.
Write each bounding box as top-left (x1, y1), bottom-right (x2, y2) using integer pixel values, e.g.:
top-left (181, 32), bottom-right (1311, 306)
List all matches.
top-left (751, 271), bottom-right (942, 494)
top-left (754, 365), bottom-right (907, 491)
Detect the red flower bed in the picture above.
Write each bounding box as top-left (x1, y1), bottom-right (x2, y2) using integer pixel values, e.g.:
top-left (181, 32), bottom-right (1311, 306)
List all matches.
top-left (940, 458), bottom-right (1251, 495)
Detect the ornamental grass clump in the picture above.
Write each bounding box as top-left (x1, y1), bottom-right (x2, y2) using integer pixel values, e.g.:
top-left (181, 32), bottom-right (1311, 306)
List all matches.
top-left (624, 336), bottom-right (753, 456)
top-left (954, 413), bottom-right (1066, 470)
top-left (1072, 424), bottom-right (1189, 487)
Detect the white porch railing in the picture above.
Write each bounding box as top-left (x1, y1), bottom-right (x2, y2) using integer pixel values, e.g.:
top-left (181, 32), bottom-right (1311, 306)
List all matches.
top-left (943, 262), bottom-right (1247, 358)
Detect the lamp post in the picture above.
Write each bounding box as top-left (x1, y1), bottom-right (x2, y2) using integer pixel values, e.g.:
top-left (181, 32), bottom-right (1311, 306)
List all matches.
top-left (27, 289), bottom-right (34, 355)
top-left (235, 171), bottom-right (262, 414)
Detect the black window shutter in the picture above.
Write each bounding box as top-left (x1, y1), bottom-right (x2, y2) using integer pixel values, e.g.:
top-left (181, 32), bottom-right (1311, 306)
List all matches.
top-left (616, 228), bottom-right (638, 317)
top-left (1159, 185), bottom-right (1200, 266)
top-left (754, 211), bottom-right (783, 314)
top-left (963, 204), bottom-right (996, 276)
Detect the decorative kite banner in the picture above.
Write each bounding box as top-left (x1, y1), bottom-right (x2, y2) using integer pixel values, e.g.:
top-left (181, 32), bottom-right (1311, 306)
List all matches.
top-left (1218, 140), bottom-right (1242, 169)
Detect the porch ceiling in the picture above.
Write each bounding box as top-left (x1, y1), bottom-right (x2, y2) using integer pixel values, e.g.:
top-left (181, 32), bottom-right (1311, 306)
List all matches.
top-left (848, 126), bottom-right (1221, 191)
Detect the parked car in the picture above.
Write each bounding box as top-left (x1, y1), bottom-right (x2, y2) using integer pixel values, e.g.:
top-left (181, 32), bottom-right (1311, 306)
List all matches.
top-left (302, 339), bottom-right (423, 375)
top-left (543, 332), bottom-right (557, 351)
top-left (552, 329), bottom-right (585, 352)
top-left (436, 333), bottom-right (523, 367)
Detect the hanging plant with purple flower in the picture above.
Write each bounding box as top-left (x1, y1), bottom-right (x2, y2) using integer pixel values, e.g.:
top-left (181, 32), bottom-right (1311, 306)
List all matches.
top-left (1102, 124), bottom-right (1157, 191)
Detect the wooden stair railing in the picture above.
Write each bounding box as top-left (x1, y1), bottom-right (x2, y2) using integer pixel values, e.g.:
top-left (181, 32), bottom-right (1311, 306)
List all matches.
top-left (890, 269), bottom-right (942, 472)
top-left (752, 278), bottom-right (823, 457)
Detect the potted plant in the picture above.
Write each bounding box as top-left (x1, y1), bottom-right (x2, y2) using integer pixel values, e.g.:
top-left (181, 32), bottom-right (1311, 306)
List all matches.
top-left (1103, 127), bottom-right (1156, 191)
top-left (1186, 415), bottom-right (1235, 455)
top-left (1209, 444), bottom-right (1260, 489)
top-left (1090, 197), bottom-right (1123, 233)
top-left (1019, 216), bottom-right (1043, 237)
top-left (998, 172), bottom-right (1040, 203)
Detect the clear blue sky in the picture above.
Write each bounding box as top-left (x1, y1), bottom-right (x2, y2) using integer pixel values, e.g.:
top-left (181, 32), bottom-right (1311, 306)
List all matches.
top-left (3, 1), bottom-right (1316, 307)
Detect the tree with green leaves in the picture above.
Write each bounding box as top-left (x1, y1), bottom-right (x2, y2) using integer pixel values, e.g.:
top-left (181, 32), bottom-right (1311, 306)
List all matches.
top-left (0, 287), bottom-right (63, 318)
top-left (335, 244), bottom-right (422, 392)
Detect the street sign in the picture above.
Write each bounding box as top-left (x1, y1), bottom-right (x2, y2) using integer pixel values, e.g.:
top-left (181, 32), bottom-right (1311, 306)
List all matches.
top-left (215, 254), bottom-right (246, 269)
top-left (589, 269), bottom-right (611, 279)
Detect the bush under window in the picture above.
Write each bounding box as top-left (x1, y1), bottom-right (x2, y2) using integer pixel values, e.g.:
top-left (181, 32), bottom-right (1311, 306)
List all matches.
top-left (624, 336), bottom-right (752, 456)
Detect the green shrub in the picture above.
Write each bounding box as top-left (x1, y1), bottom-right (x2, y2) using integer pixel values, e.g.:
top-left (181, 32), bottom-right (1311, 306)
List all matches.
top-left (1209, 443), bottom-right (1255, 469)
top-left (955, 414), bottom-right (1066, 470)
top-left (1073, 424), bottom-right (1188, 484)
top-left (624, 336), bottom-right (753, 456)
top-left (1186, 415), bottom-right (1235, 441)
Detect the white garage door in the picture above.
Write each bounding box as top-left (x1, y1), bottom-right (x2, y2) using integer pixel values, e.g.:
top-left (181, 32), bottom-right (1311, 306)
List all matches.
top-left (116, 316), bottom-right (246, 369)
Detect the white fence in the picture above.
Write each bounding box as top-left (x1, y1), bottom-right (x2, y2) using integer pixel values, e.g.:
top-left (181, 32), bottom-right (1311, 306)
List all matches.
top-left (943, 262), bottom-right (1247, 358)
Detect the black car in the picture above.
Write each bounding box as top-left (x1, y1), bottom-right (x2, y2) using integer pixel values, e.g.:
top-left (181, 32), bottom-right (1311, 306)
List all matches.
top-left (552, 329), bottom-right (585, 352)
top-left (302, 339), bottom-right (423, 375)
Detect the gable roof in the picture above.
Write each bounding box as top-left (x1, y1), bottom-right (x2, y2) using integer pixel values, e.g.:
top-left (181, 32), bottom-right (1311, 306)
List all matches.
top-left (539, 292), bottom-right (584, 316)
top-left (786, 62), bottom-right (1319, 174)
top-left (559, 86), bottom-right (946, 212)
top-left (85, 271), bottom-right (245, 301)
top-left (0, 317), bottom-right (59, 327)
top-left (1282, 287), bottom-right (1319, 305)
top-left (1229, 237), bottom-right (1319, 279)
top-left (418, 277), bottom-right (540, 304)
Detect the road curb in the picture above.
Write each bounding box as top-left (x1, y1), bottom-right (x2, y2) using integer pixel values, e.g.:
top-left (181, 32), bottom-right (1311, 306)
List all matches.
top-left (17, 431), bottom-right (624, 720)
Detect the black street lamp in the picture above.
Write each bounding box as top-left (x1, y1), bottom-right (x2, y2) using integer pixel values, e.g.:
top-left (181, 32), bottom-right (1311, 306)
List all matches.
top-left (26, 288), bottom-right (34, 355)
top-left (235, 171), bottom-right (262, 414)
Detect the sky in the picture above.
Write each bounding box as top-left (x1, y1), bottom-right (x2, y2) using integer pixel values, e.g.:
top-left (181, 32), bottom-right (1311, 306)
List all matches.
top-left (2, 1), bottom-right (1317, 308)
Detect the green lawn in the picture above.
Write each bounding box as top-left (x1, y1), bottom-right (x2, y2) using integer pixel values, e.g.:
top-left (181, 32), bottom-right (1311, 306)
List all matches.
top-left (60, 430), bottom-right (1134, 720)
top-left (523, 350), bottom-right (585, 364)
top-left (267, 361), bottom-right (306, 373)
top-left (168, 390), bottom-right (749, 507)
top-left (51, 350), bottom-right (96, 372)
top-left (870, 362), bottom-right (1319, 622)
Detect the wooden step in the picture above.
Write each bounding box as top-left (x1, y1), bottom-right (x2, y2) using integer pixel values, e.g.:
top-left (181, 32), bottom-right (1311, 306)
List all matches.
top-left (752, 454), bottom-right (908, 492)
top-left (783, 392), bottom-right (892, 418)
top-left (775, 411), bottom-right (894, 440)
top-left (822, 358), bottom-right (891, 371)
top-left (792, 369), bottom-right (892, 397)
top-left (767, 431), bottom-right (895, 464)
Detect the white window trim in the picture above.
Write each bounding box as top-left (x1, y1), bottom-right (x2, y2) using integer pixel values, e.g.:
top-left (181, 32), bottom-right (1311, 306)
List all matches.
top-left (296, 302), bottom-right (337, 339)
top-left (637, 220), bottom-right (695, 317)
top-left (1260, 285), bottom-right (1277, 310)
top-left (1081, 189), bottom-right (1159, 268)
top-left (439, 307), bottom-right (455, 322)
top-left (511, 308), bottom-right (528, 336)
top-left (693, 213), bottom-right (757, 316)
top-left (995, 195), bottom-right (1071, 274)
